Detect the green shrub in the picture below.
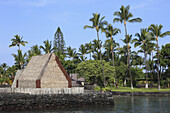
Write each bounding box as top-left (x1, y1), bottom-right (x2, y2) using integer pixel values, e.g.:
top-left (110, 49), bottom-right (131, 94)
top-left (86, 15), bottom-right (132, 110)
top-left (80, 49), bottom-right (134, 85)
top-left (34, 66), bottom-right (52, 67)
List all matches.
top-left (102, 87), bottom-right (111, 92)
top-left (94, 86), bottom-right (101, 91)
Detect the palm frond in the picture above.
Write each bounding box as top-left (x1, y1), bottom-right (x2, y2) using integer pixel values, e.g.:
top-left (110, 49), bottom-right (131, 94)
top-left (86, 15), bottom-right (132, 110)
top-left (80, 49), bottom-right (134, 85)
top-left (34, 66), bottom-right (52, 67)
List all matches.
top-left (160, 31), bottom-right (170, 37)
top-left (84, 25), bottom-right (94, 29)
top-left (114, 11), bottom-right (121, 17)
top-left (113, 18), bottom-right (122, 23)
top-left (128, 18), bottom-right (142, 23)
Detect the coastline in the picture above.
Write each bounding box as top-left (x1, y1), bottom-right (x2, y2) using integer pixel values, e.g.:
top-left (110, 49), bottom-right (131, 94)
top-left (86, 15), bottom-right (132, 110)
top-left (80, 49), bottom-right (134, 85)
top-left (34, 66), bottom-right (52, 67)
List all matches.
top-left (111, 91), bottom-right (170, 97)
top-left (1, 91), bottom-right (170, 111)
top-left (85, 91), bottom-right (170, 97)
top-left (0, 92), bottom-right (114, 111)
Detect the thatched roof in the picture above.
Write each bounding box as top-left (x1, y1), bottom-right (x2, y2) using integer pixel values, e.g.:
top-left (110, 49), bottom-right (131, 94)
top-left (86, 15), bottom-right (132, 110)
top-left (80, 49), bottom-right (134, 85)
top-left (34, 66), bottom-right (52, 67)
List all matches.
top-left (14, 53), bottom-right (72, 88)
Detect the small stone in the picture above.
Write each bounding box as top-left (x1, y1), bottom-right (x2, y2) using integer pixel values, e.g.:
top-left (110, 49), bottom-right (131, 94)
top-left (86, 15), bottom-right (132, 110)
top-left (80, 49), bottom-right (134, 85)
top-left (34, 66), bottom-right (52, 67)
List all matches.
top-left (0, 101), bottom-right (5, 106)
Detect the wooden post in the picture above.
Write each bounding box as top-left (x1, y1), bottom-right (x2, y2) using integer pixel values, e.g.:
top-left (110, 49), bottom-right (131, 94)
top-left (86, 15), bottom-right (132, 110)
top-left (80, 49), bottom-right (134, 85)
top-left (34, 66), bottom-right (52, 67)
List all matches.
top-left (36, 79), bottom-right (41, 88)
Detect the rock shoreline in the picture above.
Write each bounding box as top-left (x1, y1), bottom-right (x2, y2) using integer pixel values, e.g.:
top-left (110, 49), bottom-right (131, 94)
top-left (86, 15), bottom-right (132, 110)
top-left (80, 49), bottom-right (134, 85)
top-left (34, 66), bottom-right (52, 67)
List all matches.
top-left (0, 92), bottom-right (114, 111)
top-left (1, 91), bottom-right (170, 111)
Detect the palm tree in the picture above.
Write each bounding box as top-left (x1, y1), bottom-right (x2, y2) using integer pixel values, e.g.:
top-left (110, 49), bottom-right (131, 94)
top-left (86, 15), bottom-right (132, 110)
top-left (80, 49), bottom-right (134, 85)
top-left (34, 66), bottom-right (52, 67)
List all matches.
top-left (104, 39), bottom-right (119, 84)
top-left (84, 13), bottom-right (107, 87)
top-left (131, 51), bottom-right (143, 68)
top-left (0, 63), bottom-right (10, 85)
top-left (121, 34), bottom-right (133, 89)
top-left (133, 28), bottom-right (154, 88)
top-left (103, 24), bottom-right (120, 87)
top-left (0, 66), bottom-right (3, 77)
top-left (103, 40), bottom-right (112, 61)
top-left (40, 40), bottom-right (54, 54)
top-left (92, 39), bottom-right (101, 60)
top-left (30, 45), bottom-right (41, 55)
top-left (0, 63), bottom-right (8, 75)
top-left (147, 43), bottom-right (156, 85)
top-left (79, 44), bottom-right (87, 61)
top-left (85, 42), bottom-right (93, 60)
top-left (6, 65), bottom-right (17, 82)
top-left (103, 24), bottom-right (120, 84)
top-left (148, 24), bottom-right (170, 90)
top-left (12, 50), bottom-right (27, 69)
top-left (9, 34), bottom-right (28, 50)
top-left (67, 46), bottom-right (78, 60)
top-left (113, 5), bottom-right (142, 89)
top-left (27, 45), bottom-right (42, 62)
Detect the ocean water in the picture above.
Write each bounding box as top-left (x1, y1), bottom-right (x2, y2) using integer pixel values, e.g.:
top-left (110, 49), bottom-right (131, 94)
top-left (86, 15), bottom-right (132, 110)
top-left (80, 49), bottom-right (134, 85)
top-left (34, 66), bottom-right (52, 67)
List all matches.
top-left (4, 96), bottom-right (170, 113)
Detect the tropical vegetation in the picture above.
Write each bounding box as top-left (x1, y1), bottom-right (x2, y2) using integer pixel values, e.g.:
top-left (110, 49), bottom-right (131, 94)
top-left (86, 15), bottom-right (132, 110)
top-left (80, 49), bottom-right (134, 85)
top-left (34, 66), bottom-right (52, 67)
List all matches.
top-left (0, 5), bottom-right (170, 91)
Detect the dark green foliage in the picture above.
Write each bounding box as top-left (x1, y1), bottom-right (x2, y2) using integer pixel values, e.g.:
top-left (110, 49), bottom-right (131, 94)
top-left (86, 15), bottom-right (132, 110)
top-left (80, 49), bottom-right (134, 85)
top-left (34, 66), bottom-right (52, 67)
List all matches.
top-left (160, 43), bottom-right (170, 87)
top-left (54, 27), bottom-right (66, 54)
top-left (40, 40), bottom-right (54, 54)
top-left (76, 60), bottom-right (115, 87)
top-left (160, 43), bottom-right (170, 67)
top-left (0, 64), bottom-right (16, 85)
top-left (79, 44), bottom-right (87, 61)
top-left (12, 50), bottom-right (27, 69)
top-left (27, 45), bottom-right (41, 63)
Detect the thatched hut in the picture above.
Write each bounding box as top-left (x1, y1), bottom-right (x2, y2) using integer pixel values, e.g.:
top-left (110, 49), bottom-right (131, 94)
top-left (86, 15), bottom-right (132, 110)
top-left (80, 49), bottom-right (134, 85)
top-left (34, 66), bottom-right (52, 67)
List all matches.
top-left (13, 53), bottom-right (72, 88)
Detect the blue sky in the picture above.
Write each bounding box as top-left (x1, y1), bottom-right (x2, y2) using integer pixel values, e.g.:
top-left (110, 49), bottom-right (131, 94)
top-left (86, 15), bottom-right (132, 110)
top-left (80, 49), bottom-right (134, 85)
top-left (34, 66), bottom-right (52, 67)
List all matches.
top-left (0, 0), bottom-right (170, 66)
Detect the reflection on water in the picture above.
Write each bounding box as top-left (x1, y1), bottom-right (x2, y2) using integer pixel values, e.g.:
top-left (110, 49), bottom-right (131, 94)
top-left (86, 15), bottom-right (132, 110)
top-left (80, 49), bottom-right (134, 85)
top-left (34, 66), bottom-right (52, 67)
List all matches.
top-left (113, 96), bottom-right (170, 113)
top-left (3, 96), bottom-right (170, 113)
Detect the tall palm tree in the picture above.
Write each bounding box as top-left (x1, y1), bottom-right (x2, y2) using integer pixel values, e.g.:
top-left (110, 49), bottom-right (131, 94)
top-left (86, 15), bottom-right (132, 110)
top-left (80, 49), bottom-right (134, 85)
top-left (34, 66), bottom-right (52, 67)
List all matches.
top-left (40, 40), bottom-right (54, 54)
top-left (79, 44), bottom-right (87, 61)
top-left (147, 42), bottom-right (156, 84)
top-left (133, 28), bottom-right (154, 88)
top-left (9, 34), bottom-right (28, 50)
top-left (12, 50), bottom-right (27, 69)
top-left (103, 24), bottom-right (120, 86)
top-left (121, 34), bottom-right (133, 89)
top-left (84, 13), bottom-right (107, 87)
top-left (148, 24), bottom-right (170, 90)
top-left (104, 39), bottom-right (119, 85)
top-left (113, 5), bottom-right (142, 89)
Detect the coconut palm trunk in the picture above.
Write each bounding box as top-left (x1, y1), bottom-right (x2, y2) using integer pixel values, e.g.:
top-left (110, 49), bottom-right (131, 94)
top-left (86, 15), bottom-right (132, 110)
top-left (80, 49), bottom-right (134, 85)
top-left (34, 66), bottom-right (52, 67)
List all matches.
top-left (111, 36), bottom-right (117, 87)
top-left (124, 21), bottom-right (128, 87)
top-left (129, 53), bottom-right (133, 89)
top-left (97, 31), bottom-right (105, 87)
top-left (145, 50), bottom-right (148, 88)
top-left (90, 52), bottom-right (92, 60)
top-left (18, 45), bottom-right (20, 51)
top-left (124, 21), bottom-right (133, 89)
top-left (156, 36), bottom-right (161, 90)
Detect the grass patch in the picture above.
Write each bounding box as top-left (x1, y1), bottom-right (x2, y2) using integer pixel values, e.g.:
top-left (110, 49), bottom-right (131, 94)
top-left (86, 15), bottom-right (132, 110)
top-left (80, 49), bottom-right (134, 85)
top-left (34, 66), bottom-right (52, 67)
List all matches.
top-left (108, 87), bottom-right (170, 92)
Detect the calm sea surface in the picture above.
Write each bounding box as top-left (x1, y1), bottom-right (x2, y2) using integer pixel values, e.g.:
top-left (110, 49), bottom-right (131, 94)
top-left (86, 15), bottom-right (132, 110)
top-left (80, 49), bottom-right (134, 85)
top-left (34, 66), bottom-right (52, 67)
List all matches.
top-left (4, 96), bottom-right (170, 113)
